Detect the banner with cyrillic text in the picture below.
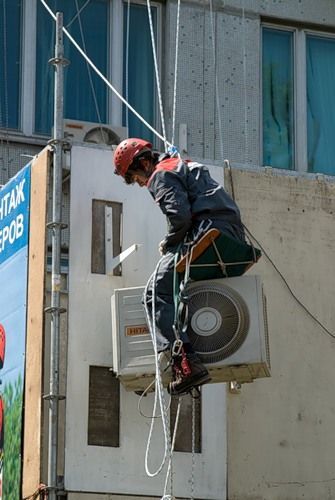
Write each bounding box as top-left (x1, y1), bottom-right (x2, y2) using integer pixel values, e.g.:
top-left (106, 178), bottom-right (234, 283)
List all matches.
top-left (0, 165), bottom-right (31, 499)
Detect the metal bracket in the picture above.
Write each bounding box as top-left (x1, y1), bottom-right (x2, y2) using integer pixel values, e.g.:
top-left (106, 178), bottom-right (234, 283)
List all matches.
top-left (44, 306), bottom-right (67, 314)
top-left (106, 244), bottom-right (140, 275)
top-left (46, 221), bottom-right (68, 230)
top-left (43, 393), bottom-right (66, 401)
top-left (48, 56), bottom-right (70, 67)
top-left (105, 205), bottom-right (140, 275)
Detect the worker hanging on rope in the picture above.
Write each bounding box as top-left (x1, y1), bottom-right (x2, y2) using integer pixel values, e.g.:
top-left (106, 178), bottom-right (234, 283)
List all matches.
top-left (114, 138), bottom-right (246, 396)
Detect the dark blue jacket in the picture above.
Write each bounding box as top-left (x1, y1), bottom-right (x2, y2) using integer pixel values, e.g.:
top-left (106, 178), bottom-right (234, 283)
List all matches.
top-left (147, 157), bottom-right (243, 252)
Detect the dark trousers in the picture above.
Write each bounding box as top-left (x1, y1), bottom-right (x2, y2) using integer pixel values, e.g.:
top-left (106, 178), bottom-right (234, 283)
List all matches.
top-left (144, 219), bottom-right (245, 352)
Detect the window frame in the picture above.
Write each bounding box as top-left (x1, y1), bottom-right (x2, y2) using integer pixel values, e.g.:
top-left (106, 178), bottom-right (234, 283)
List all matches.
top-left (1, 0), bottom-right (162, 144)
top-left (262, 22), bottom-right (335, 174)
top-left (114, 0), bottom-right (162, 145)
top-left (261, 24), bottom-right (296, 171)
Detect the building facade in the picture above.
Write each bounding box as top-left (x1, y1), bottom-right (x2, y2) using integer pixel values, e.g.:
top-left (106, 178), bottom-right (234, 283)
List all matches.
top-left (1, 0), bottom-right (335, 499)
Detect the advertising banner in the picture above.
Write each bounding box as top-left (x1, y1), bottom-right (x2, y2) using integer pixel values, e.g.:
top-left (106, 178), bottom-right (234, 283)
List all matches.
top-left (0, 166), bottom-right (31, 499)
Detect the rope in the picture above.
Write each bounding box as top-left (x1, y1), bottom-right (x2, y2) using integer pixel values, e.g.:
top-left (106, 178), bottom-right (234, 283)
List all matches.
top-left (22, 484), bottom-right (48, 500)
top-left (171, 0), bottom-right (181, 146)
top-left (146, 0), bottom-right (168, 151)
top-left (39, 0), bottom-right (173, 148)
top-left (137, 359), bottom-right (172, 419)
top-left (209, 0), bottom-right (224, 162)
top-left (142, 258), bottom-right (186, 500)
top-left (162, 398), bottom-right (182, 499)
top-left (190, 395), bottom-right (196, 500)
top-left (242, 2), bottom-right (248, 164)
top-left (66, 0), bottom-right (91, 29)
top-left (143, 261), bottom-right (172, 477)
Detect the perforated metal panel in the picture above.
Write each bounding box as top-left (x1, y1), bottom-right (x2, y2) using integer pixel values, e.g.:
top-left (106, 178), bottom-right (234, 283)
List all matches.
top-left (165, 3), bottom-right (261, 165)
top-left (0, 141), bottom-right (42, 185)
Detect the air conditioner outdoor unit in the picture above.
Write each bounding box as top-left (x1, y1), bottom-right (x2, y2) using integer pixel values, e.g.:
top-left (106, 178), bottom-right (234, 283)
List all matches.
top-left (111, 275), bottom-right (271, 392)
top-left (63, 119), bottom-right (128, 146)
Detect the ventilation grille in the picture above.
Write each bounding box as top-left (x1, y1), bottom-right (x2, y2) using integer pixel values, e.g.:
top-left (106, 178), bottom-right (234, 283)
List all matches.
top-left (187, 282), bottom-right (250, 363)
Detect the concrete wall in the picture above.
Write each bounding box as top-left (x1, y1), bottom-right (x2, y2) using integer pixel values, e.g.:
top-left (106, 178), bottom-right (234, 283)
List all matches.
top-left (225, 167), bottom-right (335, 500)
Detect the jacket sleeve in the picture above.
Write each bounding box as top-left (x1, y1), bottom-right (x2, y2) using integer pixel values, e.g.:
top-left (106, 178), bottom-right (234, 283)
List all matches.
top-left (151, 171), bottom-right (192, 250)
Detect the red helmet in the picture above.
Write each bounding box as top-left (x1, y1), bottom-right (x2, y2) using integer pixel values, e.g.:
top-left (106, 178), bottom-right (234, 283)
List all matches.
top-left (114, 138), bottom-right (152, 177)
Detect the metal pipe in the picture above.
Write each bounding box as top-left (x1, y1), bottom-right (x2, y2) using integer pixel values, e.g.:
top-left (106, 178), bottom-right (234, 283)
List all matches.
top-left (47, 12), bottom-right (67, 499)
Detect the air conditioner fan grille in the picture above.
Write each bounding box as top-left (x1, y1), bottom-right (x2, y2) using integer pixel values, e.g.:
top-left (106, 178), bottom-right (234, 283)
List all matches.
top-left (187, 283), bottom-right (250, 363)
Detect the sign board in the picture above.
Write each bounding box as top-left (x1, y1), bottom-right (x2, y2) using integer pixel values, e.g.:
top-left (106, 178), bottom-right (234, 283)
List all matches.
top-left (0, 166), bottom-right (31, 499)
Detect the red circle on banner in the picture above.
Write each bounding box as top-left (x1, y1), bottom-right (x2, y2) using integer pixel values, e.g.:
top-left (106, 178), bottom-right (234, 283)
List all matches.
top-left (0, 325), bottom-right (5, 370)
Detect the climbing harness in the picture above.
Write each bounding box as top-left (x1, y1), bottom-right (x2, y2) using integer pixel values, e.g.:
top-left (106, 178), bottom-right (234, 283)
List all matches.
top-left (142, 237), bottom-right (205, 498)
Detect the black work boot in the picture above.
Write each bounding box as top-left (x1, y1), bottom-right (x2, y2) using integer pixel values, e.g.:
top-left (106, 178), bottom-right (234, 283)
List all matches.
top-left (168, 353), bottom-right (211, 396)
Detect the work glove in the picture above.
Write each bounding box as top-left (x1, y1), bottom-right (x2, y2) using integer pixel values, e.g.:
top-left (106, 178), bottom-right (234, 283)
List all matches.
top-left (159, 240), bottom-right (167, 255)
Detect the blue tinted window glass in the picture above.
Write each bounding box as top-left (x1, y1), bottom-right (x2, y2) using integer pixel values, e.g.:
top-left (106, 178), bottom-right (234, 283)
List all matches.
top-left (307, 35), bottom-right (335, 175)
top-left (123, 3), bottom-right (156, 142)
top-left (36, 0), bottom-right (108, 135)
top-left (0, 0), bottom-right (22, 130)
top-left (263, 28), bottom-right (294, 169)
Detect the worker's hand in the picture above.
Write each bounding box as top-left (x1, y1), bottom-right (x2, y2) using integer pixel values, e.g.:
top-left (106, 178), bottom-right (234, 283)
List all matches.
top-left (159, 240), bottom-right (167, 255)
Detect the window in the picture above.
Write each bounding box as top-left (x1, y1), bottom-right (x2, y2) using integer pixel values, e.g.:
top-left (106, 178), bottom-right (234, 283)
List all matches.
top-left (262, 25), bottom-right (335, 175)
top-left (36, 0), bottom-right (108, 135)
top-left (0, 0), bottom-right (22, 130)
top-left (123, 3), bottom-right (157, 142)
top-left (0, 0), bottom-right (160, 140)
top-left (262, 28), bottom-right (294, 170)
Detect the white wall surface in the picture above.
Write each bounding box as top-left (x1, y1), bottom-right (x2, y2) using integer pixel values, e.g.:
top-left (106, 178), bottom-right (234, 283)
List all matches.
top-left (65, 145), bottom-right (227, 499)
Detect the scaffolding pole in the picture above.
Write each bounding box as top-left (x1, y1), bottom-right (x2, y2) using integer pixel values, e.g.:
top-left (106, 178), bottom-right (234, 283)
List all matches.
top-left (45, 12), bottom-right (68, 499)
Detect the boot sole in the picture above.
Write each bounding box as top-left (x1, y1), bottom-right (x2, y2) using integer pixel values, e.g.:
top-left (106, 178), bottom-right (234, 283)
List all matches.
top-left (168, 372), bottom-right (211, 396)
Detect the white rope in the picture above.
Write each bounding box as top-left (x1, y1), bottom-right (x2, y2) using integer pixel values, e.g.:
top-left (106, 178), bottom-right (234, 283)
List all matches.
top-left (146, 0), bottom-right (168, 151)
top-left (171, 0), bottom-right (181, 146)
top-left (39, 0), bottom-right (172, 147)
top-left (190, 395), bottom-right (196, 500)
top-left (143, 261), bottom-right (171, 478)
top-left (66, 0), bottom-right (91, 29)
top-left (162, 398), bottom-right (182, 498)
top-left (209, 0), bottom-right (224, 161)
